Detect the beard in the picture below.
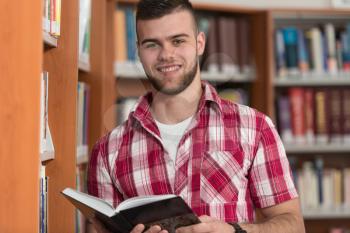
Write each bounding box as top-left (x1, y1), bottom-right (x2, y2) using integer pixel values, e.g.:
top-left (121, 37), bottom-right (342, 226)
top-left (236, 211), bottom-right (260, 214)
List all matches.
top-left (145, 57), bottom-right (199, 95)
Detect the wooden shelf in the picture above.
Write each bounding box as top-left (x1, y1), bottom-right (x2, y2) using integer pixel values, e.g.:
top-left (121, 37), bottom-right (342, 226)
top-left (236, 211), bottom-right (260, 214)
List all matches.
top-left (76, 145), bottom-right (89, 165)
top-left (303, 208), bottom-right (350, 219)
top-left (274, 73), bottom-right (350, 87)
top-left (43, 31), bottom-right (58, 48)
top-left (114, 62), bottom-right (255, 83)
top-left (284, 143), bottom-right (350, 154)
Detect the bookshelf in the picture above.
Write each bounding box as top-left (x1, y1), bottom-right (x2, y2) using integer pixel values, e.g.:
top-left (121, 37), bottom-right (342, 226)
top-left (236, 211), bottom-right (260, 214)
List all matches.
top-left (267, 9), bottom-right (350, 233)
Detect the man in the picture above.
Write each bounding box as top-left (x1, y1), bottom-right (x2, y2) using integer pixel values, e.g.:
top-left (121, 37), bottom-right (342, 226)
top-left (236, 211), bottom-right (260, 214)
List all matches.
top-left (88, 0), bottom-right (305, 232)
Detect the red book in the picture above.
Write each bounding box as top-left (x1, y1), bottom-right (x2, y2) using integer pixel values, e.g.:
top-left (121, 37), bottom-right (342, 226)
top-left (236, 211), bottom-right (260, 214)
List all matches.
top-left (304, 88), bottom-right (315, 144)
top-left (289, 88), bottom-right (305, 144)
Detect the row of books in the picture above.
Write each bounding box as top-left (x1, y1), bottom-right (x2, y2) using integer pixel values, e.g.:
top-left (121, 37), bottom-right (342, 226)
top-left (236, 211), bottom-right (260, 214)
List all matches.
top-left (275, 22), bottom-right (350, 78)
top-left (39, 165), bottom-right (48, 233)
top-left (113, 6), bottom-right (253, 77)
top-left (198, 14), bottom-right (253, 76)
top-left (290, 158), bottom-right (350, 210)
top-left (42, 0), bottom-right (61, 37)
top-left (277, 87), bottom-right (350, 145)
top-left (79, 0), bottom-right (91, 65)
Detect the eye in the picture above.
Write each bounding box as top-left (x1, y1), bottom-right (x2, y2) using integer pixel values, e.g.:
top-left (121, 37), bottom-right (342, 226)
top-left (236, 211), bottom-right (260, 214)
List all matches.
top-left (173, 39), bottom-right (185, 46)
top-left (144, 42), bottom-right (158, 49)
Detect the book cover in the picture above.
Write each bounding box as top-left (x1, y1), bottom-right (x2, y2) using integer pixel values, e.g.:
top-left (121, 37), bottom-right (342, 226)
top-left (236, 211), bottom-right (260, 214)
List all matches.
top-left (62, 188), bottom-right (200, 233)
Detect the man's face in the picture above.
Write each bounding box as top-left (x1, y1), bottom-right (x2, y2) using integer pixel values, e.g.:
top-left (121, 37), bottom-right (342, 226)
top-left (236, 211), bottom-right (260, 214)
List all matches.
top-left (136, 10), bottom-right (205, 95)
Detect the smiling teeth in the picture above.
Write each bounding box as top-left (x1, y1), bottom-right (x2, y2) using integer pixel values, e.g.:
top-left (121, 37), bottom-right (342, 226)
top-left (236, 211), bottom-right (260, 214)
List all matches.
top-left (160, 66), bottom-right (179, 72)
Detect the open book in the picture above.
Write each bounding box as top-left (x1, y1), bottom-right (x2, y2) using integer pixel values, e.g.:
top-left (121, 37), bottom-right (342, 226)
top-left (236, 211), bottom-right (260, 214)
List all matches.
top-left (62, 188), bottom-right (200, 233)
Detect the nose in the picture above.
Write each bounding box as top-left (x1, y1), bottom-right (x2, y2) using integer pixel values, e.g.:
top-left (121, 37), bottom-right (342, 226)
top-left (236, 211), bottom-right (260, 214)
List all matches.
top-left (158, 43), bottom-right (175, 62)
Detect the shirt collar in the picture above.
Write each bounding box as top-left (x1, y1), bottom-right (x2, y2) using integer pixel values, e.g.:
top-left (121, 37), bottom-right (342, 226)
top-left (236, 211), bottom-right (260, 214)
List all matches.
top-left (131, 81), bottom-right (223, 124)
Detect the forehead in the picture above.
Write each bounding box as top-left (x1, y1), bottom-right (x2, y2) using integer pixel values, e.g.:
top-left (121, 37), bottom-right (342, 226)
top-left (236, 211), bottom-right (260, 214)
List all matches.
top-left (137, 10), bottom-right (196, 40)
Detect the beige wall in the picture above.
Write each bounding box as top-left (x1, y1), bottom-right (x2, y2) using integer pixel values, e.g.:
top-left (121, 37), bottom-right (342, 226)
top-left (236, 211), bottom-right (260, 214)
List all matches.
top-left (192, 0), bottom-right (334, 8)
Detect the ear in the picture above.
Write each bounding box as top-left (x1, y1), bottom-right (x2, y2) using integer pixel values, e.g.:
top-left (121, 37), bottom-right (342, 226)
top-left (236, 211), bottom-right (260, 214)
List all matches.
top-left (196, 31), bottom-right (206, 56)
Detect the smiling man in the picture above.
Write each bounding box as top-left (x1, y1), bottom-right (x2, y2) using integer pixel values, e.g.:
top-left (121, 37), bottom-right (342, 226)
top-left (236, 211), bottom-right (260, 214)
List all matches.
top-left (88, 1), bottom-right (305, 233)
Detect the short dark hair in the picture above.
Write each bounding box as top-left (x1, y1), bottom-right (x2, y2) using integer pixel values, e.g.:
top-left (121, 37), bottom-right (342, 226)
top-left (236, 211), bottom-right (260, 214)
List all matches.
top-left (136, 0), bottom-right (197, 33)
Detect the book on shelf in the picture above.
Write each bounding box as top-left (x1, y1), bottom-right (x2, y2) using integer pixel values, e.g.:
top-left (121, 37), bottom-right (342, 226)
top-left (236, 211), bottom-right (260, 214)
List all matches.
top-left (42, 0), bottom-right (61, 37)
top-left (39, 165), bottom-right (48, 233)
top-left (62, 188), bottom-right (200, 233)
top-left (76, 82), bottom-right (90, 161)
top-left (40, 72), bottom-right (55, 161)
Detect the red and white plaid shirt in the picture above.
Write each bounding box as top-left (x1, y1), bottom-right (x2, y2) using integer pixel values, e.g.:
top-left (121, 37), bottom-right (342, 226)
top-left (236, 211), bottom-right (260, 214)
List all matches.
top-left (88, 82), bottom-right (298, 223)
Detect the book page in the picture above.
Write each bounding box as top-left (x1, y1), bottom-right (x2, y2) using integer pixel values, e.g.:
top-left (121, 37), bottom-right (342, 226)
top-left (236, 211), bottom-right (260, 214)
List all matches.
top-left (116, 194), bottom-right (176, 212)
top-left (62, 188), bottom-right (115, 217)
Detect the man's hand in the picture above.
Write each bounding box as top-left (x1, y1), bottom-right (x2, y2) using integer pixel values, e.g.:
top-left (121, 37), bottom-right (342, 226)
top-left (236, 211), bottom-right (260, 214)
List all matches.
top-left (175, 215), bottom-right (234, 233)
top-left (90, 217), bottom-right (169, 233)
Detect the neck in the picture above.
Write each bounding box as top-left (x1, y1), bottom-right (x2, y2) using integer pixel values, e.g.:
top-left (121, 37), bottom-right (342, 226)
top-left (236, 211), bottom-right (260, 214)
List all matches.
top-left (151, 75), bottom-right (202, 124)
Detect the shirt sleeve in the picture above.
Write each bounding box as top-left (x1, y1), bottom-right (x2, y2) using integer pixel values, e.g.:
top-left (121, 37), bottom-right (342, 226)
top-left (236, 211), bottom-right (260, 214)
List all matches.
top-left (248, 115), bottom-right (298, 209)
top-left (87, 133), bottom-right (124, 207)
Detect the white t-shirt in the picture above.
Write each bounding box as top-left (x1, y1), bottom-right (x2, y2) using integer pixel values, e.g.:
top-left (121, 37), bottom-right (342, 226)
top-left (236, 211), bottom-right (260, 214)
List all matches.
top-left (155, 116), bottom-right (193, 163)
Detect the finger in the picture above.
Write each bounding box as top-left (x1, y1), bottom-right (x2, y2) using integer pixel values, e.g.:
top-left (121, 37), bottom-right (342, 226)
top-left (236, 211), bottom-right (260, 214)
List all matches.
top-left (131, 224), bottom-right (145, 233)
top-left (145, 225), bottom-right (162, 233)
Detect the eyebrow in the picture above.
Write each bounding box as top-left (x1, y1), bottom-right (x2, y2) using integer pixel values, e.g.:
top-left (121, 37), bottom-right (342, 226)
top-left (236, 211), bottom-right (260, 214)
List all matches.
top-left (140, 33), bottom-right (190, 46)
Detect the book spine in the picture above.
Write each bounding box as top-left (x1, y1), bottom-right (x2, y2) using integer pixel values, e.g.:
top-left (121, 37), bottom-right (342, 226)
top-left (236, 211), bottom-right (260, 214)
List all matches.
top-left (289, 88), bottom-right (305, 144)
top-left (283, 28), bottom-right (299, 75)
top-left (277, 95), bottom-right (293, 144)
top-left (275, 29), bottom-right (287, 77)
top-left (304, 88), bottom-right (315, 144)
top-left (310, 27), bottom-right (324, 74)
top-left (343, 89), bottom-right (350, 143)
top-left (314, 89), bottom-right (329, 144)
top-left (125, 7), bottom-right (136, 61)
top-left (325, 23), bottom-right (338, 74)
top-left (329, 89), bottom-right (343, 144)
top-left (297, 29), bottom-right (309, 73)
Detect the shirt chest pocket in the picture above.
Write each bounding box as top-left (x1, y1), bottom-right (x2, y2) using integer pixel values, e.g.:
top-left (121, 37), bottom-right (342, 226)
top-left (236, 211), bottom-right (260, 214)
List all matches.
top-left (200, 150), bottom-right (247, 204)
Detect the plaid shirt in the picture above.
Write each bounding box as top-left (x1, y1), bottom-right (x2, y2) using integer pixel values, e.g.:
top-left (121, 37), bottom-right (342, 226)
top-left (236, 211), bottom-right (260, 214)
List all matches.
top-left (88, 82), bottom-right (298, 223)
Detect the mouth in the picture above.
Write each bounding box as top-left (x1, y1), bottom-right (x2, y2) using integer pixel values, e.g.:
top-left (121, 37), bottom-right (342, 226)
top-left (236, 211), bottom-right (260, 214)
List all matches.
top-left (156, 64), bottom-right (182, 73)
